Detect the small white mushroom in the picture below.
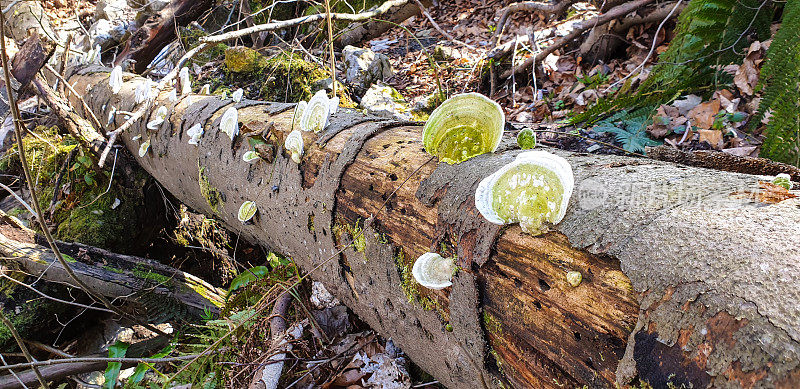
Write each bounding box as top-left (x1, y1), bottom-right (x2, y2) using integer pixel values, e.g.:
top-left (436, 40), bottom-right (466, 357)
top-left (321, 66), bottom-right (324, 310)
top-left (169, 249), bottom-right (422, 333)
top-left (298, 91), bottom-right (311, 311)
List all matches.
top-left (199, 84), bottom-right (211, 94)
top-left (146, 105), bottom-right (168, 130)
top-left (232, 88), bottom-right (244, 103)
top-left (285, 130), bottom-right (304, 163)
top-left (412, 253), bottom-right (455, 290)
top-left (109, 66), bottom-right (123, 94)
top-left (242, 151), bottom-right (260, 163)
top-left (107, 106), bottom-right (117, 127)
top-left (238, 201), bottom-right (257, 223)
top-left (138, 139), bottom-right (150, 157)
top-left (134, 78), bottom-right (155, 104)
top-left (187, 123), bottom-right (203, 145)
top-left (179, 67), bottom-right (191, 95)
top-left (167, 89), bottom-right (178, 103)
top-left (475, 150), bottom-right (574, 235)
top-left (220, 107), bottom-right (239, 140)
top-left (300, 90), bottom-right (332, 133)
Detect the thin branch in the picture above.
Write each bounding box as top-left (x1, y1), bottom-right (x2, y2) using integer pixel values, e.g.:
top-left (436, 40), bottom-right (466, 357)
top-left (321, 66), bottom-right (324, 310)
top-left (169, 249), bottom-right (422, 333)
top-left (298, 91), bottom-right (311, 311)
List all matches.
top-left (413, 0), bottom-right (475, 50)
top-left (502, 0), bottom-right (659, 78)
top-left (0, 311), bottom-right (47, 388)
top-left (0, 353), bottom-right (213, 372)
top-left (490, 0), bottom-right (578, 46)
top-left (0, 274), bottom-right (115, 313)
top-left (200, 0), bottom-right (411, 44)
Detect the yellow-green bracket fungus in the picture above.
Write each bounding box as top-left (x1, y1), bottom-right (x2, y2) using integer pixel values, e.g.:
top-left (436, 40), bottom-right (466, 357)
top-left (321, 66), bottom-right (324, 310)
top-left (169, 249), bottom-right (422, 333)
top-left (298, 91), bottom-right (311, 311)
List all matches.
top-left (517, 127), bottom-right (537, 149)
top-left (238, 201), bottom-right (257, 223)
top-left (285, 130), bottom-right (304, 163)
top-left (475, 150), bottom-right (574, 235)
top-left (411, 252), bottom-right (455, 290)
top-left (772, 173), bottom-right (793, 190)
top-left (422, 92), bottom-right (504, 164)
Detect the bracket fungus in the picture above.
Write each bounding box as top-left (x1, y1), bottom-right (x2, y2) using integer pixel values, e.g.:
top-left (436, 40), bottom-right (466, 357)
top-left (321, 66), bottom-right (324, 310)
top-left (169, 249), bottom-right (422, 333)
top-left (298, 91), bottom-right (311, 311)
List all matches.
top-left (285, 130), bottom-right (304, 163)
top-left (412, 253), bottom-right (455, 290)
top-left (475, 150), bottom-right (574, 235)
top-left (232, 88), bottom-right (244, 103)
top-left (138, 139), bottom-right (150, 157)
top-left (300, 90), bottom-right (337, 133)
top-left (107, 106), bottom-right (117, 127)
top-left (199, 84), bottom-right (211, 95)
top-left (109, 66), bottom-right (123, 94)
top-left (422, 92), bottom-right (504, 164)
top-left (772, 173), bottom-right (792, 190)
top-left (179, 67), bottom-right (191, 96)
top-left (220, 107), bottom-right (239, 140)
top-left (238, 201), bottom-right (258, 223)
top-left (146, 106), bottom-right (168, 130)
top-left (517, 128), bottom-right (537, 149)
top-left (566, 270), bottom-right (582, 287)
top-left (292, 101), bottom-right (307, 131)
top-left (187, 123), bottom-right (203, 146)
top-left (242, 151), bottom-right (260, 163)
top-left (134, 79), bottom-right (156, 104)
top-left (167, 89), bottom-right (178, 103)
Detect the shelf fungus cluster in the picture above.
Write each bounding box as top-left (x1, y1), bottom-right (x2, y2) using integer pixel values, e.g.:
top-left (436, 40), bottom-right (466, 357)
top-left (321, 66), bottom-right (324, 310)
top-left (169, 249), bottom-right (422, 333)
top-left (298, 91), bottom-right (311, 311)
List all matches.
top-left (422, 93), bottom-right (504, 164)
top-left (475, 151), bottom-right (574, 235)
top-left (146, 106), bottom-right (168, 130)
top-left (412, 253), bottom-right (455, 290)
top-left (298, 90), bottom-right (339, 133)
top-left (285, 130), bottom-right (304, 163)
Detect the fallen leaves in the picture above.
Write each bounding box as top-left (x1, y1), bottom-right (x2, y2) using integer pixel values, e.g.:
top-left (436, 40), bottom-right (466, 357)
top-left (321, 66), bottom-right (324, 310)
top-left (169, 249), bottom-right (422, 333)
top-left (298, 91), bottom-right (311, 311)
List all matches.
top-left (731, 181), bottom-right (797, 204)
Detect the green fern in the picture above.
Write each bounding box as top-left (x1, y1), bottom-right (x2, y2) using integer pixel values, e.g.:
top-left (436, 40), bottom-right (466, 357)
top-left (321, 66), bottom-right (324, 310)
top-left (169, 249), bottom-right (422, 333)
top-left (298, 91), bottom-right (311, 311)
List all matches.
top-left (752, 1), bottom-right (800, 165)
top-left (572, 0), bottom-right (774, 125)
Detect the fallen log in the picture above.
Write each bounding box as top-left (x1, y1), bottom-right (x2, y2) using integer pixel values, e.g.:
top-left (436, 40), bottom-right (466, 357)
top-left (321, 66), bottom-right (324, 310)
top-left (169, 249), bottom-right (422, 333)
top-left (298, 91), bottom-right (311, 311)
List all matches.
top-left (0, 213), bottom-right (227, 316)
top-left (65, 65), bottom-right (800, 388)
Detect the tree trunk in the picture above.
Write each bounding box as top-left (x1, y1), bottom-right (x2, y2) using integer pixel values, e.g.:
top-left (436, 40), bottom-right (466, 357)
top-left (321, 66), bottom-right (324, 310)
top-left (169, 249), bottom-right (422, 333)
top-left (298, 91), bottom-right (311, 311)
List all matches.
top-left (64, 65), bottom-right (800, 388)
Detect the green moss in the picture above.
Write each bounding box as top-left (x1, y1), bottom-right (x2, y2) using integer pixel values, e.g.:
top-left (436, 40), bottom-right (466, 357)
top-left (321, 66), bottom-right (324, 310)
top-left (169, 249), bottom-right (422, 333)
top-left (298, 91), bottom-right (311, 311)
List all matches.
top-left (133, 264), bottom-right (172, 284)
top-left (260, 53), bottom-right (355, 106)
top-left (199, 166), bottom-right (224, 214)
top-left (0, 287), bottom-right (68, 351)
top-left (103, 265), bottom-right (124, 274)
top-left (225, 46), bottom-right (267, 73)
top-left (483, 311), bottom-right (502, 335)
top-left (2, 127), bottom-right (148, 251)
top-left (179, 25), bottom-right (228, 67)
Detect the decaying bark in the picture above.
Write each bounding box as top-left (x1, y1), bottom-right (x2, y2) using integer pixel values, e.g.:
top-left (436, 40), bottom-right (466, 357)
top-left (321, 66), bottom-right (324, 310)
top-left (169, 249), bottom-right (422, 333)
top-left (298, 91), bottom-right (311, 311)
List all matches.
top-left (115, 0), bottom-right (214, 73)
top-left (64, 65), bottom-right (800, 388)
top-left (0, 217), bottom-right (226, 316)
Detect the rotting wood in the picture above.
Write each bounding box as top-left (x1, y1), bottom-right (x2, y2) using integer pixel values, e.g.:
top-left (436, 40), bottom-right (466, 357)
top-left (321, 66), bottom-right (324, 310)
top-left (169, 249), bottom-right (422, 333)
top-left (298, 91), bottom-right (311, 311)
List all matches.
top-left (65, 65), bottom-right (800, 388)
top-left (0, 217), bottom-right (227, 316)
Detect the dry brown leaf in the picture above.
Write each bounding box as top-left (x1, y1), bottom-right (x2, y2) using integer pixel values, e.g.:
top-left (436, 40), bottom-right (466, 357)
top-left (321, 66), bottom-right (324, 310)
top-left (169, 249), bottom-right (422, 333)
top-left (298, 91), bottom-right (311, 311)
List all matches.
top-left (698, 129), bottom-right (724, 149)
top-left (688, 100), bottom-right (720, 129)
top-left (731, 182), bottom-right (797, 204)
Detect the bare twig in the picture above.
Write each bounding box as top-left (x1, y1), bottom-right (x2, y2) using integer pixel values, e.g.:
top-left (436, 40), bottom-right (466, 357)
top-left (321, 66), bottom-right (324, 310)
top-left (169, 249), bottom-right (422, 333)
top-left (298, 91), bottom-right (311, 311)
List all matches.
top-left (0, 311), bottom-right (47, 388)
top-left (502, 0), bottom-right (659, 78)
top-left (0, 274), bottom-right (115, 313)
top-left (44, 63), bottom-right (103, 131)
top-left (491, 0), bottom-right (578, 46)
top-left (323, 0), bottom-right (337, 97)
top-left (0, 353), bottom-right (213, 372)
top-left (200, 0), bottom-right (410, 44)
top-left (412, 0), bottom-right (475, 50)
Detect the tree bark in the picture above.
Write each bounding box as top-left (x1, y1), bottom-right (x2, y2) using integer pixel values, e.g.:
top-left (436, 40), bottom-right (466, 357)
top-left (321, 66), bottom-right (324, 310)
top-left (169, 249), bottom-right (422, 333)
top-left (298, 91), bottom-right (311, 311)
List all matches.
top-left (64, 65), bottom-right (800, 388)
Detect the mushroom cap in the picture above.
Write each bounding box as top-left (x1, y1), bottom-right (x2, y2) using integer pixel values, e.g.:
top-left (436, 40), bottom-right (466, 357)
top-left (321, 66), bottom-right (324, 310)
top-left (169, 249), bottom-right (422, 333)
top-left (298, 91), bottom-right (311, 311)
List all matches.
top-left (412, 252), bottom-right (455, 290)
top-left (300, 90), bottom-right (331, 133)
top-left (220, 106), bottom-right (239, 140)
top-left (422, 92), bottom-right (504, 164)
top-left (475, 150), bottom-right (574, 234)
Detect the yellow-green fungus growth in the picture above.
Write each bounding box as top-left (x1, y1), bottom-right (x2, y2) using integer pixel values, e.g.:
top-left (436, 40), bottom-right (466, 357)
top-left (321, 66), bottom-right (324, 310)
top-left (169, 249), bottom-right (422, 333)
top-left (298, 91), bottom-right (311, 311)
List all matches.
top-left (517, 127), bottom-right (537, 149)
top-left (475, 151), bottom-right (574, 235)
top-left (422, 92), bottom-right (504, 164)
top-left (238, 201), bottom-right (257, 223)
top-left (772, 173), bottom-right (792, 190)
top-left (566, 270), bottom-right (582, 287)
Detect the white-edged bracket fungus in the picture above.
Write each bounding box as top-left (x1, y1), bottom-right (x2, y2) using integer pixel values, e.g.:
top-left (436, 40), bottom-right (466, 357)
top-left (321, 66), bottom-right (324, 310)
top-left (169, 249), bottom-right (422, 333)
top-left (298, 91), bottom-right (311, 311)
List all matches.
top-left (134, 78), bottom-right (155, 104)
top-left (772, 173), bottom-right (792, 190)
top-left (300, 90), bottom-right (335, 133)
top-left (238, 201), bottom-right (258, 223)
top-left (242, 150), bottom-right (260, 163)
top-left (232, 88), bottom-right (244, 103)
top-left (220, 106), bottom-right (239, 140)
top-left (285, 130), bottom-right (304, 163)
top-left (199, 84), bottom-right (211, 95)
top-left (187, 123), bottom-right (203, 146)
top-left (138, 139), bottom-right (150, 157)
top-left (517, 128), bottom-right (537, 149)
top-left (109, 66), bottom-right (123, 95)
top-left (566, 270), bottom-right (582, 287)
top-left (146, 105), bottom-right (168, 130)
top-left (292, 101), bottom-right (307, 131)
top-left (412, 253), bottom-right (455, 290)
top-left (167, 89), bottom-right (178, 103)
top-left (475, 150), bottom-right (574, 235)
top-left (179, 67), bottom-right (191, 96)
top-left (422, 92), bottom-right (504, 164)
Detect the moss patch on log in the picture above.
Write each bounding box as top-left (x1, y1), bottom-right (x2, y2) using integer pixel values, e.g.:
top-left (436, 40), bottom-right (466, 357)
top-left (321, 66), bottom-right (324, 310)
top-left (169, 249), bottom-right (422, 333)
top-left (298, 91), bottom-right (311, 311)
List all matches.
top-left (198, 165), bottom-right (224, 214)
top-left (1, 127), bottom-right (150, 252)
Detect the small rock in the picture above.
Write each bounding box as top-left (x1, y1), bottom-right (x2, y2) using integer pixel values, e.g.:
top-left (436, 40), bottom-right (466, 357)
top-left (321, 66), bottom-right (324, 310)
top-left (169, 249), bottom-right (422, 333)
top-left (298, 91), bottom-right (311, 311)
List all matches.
top-left (360, 83), bottom-right (413, 121)
top-left (96, 0), bottom-right (133, 21)
top-left (343, 45), bottom-right (393, 96)
top-left (310, 281), bottom-right (340, 309)
top-left (88, 19), bottom-right (128, 50)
